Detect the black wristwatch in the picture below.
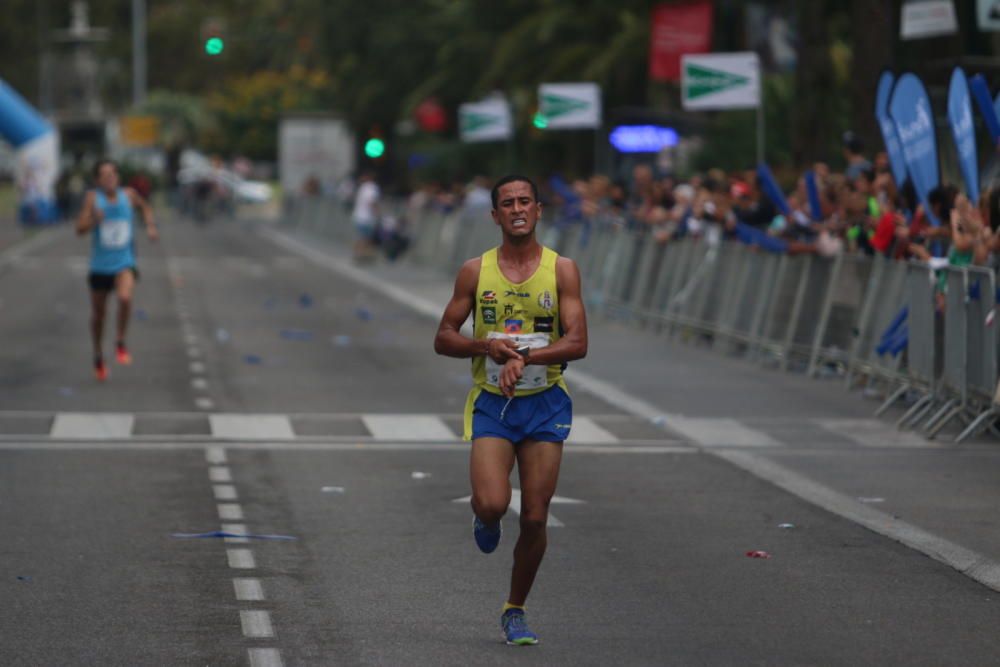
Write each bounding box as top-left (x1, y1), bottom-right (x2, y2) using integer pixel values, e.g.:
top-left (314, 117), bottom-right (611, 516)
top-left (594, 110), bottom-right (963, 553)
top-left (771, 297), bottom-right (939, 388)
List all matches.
top-left (516, 346), bottom-right (531, 362)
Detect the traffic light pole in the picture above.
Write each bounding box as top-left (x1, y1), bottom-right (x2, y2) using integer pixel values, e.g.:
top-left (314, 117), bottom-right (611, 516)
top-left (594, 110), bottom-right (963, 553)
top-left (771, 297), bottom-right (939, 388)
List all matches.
top-left (132, 0), bottom-right (147, 106)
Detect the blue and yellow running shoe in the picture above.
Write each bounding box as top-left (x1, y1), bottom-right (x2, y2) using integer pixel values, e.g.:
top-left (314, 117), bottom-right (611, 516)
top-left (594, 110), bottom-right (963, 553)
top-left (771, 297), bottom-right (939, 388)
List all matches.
top-left (501, 608), bottom-right (538, 645)
top-left (473, 516), bottom-right (501, 554)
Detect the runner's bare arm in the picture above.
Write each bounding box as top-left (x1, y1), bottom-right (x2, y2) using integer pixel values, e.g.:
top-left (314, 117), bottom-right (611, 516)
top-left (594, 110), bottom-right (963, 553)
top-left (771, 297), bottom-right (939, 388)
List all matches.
top-left (434, 258), bottom-right (520, 362)
top-left (127, 188), bottom-right (158, 240)
top-left (75, 191), bottom-right (98, 235)
top-left (523, 256), bottom-right (587, 366)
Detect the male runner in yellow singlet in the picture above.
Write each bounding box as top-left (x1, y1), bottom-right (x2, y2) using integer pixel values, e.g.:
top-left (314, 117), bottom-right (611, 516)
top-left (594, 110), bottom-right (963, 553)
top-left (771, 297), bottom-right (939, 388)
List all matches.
top-left (434, 175), bottom-right (587, 645)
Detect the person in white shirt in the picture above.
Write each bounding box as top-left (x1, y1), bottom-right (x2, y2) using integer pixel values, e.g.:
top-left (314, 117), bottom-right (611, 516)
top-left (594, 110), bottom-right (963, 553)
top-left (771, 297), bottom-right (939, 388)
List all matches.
top-left (352, 171), bottom-right (380, 260)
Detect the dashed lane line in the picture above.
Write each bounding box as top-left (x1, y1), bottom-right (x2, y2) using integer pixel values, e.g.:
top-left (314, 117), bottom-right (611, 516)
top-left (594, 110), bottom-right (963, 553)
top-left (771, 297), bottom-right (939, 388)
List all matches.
top-left (234, 578), bottom-right (265, 601)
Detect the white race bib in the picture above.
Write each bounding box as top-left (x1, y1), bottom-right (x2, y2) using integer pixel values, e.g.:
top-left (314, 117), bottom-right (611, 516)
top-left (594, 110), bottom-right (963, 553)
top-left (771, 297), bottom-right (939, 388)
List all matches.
top-left (484, 332), bottom-right (550, 390)
top-left (99, 218), bottom-right (131, 249)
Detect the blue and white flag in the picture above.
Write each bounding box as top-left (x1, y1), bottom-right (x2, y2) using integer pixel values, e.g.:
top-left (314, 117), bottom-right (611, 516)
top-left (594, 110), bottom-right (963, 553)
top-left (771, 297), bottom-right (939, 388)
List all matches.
top-left (755, 163), bottom-right (790, 216)
top-left (875, 71), bottom-right (908, 188)
top-left (970, 73), bottom-right (1000, 144)
top-left (804, 170), bottom-right (822, 221)
top-left (947, 67), bottom-right (979, 203)
top-left (889, 73), bottom-right (941, 226)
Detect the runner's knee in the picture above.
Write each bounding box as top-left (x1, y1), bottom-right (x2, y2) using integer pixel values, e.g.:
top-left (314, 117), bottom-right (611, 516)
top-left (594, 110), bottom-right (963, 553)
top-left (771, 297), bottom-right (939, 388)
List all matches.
top-left (472, 493), bottom-right (508, 523)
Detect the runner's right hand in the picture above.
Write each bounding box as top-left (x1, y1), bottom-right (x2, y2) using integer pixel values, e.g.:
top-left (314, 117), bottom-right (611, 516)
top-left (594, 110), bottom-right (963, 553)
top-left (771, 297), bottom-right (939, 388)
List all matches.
top-left (487, 338), bottom-right (520, 365)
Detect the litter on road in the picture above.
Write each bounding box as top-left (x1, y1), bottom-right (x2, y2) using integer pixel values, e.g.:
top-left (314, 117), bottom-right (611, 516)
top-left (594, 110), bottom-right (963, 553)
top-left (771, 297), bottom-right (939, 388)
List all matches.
top-left (746, 550), bottom-right (772, 559)
top-left (411, 471), bottom-right (432, 480)
top-left (321, 486), bottom-right (346, 493)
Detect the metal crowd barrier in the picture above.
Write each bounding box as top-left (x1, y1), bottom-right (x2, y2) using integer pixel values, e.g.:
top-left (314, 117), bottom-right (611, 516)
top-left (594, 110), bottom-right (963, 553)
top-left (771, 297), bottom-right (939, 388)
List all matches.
top-left (276, 197), bottom-right (1000, 442)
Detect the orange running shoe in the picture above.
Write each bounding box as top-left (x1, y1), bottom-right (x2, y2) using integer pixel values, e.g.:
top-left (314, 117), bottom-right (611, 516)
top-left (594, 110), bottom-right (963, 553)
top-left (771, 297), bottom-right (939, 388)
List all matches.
top-left (94, 361), bottom-right (108, 381)
top-left (116, 343), bottom-right (132, 365)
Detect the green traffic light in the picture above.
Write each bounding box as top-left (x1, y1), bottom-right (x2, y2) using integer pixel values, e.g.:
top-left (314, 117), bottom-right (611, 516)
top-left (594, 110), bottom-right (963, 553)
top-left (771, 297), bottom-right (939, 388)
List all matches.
top-left (364, 138), bottom-right (385, 159)
top-left (532, 112), bottom-right (548, 129)
top-left (205, 37), bottom-right (224, 55)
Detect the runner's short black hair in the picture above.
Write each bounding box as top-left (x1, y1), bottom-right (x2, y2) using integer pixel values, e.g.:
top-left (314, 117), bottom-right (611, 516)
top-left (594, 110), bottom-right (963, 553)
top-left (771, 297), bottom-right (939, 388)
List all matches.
top-left (92, 158), bottom-right (117, 179)
top-left (491, 175), bottom-right (539, 209)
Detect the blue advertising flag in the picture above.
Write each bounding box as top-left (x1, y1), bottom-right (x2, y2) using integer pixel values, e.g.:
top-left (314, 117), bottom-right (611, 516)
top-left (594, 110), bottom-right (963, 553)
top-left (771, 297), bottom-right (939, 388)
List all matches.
top-left (755, 163), bottom-right (790, 216)
top-left (804, 170), bottom-right (822, 221)
top-left (875, 71), bottom-right (908, 188)
top-left (947, 68), bottom-right (979, 203)
top-left (889, 73), bottom-right (941, 226)
top-left (994, 91), bottom-right (1000, 131)
top-left (970, 74), bottom-right (1000, 144)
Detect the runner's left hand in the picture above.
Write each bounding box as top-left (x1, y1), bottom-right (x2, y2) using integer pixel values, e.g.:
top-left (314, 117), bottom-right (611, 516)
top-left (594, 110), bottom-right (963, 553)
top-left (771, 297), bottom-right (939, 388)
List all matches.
top-left (499, 358), bottom-right (524, 398)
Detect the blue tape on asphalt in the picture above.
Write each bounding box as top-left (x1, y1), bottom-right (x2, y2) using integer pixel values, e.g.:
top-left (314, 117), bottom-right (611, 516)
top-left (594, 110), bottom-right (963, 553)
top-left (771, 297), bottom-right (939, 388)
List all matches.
top-left (172, 531), bottom-right (297, 541)
top-left (279, 329), bottom-right (313, 341)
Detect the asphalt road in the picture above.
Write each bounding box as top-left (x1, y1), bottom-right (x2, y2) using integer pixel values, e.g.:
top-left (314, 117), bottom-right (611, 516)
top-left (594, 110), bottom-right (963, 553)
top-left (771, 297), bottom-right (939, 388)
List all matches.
top-left (2, 215), bottom-right (1000, 666)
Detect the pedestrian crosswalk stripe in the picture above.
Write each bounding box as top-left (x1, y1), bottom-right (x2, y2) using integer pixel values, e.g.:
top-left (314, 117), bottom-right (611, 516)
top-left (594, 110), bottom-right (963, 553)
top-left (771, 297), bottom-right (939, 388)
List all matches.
top-left (362, 414), bottom-right (456, 441)
top-left (663, 416), bottom-right (781, 447)
top-left (210, 414), bottom-right (295, 440)
top-left (50, 413), bottom-right (134, 439)
top-left (815, 419), bottom-right (936, 448)
top-left (568, 417), bottom-right (619, 444)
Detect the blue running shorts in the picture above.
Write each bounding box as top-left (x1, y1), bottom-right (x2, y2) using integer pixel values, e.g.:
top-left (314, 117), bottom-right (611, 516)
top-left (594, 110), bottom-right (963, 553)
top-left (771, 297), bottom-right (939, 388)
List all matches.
top-left (466, 384), bottom-right (572, 443)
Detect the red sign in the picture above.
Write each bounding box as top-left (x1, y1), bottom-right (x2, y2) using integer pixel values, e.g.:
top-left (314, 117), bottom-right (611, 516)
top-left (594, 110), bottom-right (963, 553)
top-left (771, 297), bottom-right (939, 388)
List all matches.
top-left (649, 0), bottom-right (714, 81)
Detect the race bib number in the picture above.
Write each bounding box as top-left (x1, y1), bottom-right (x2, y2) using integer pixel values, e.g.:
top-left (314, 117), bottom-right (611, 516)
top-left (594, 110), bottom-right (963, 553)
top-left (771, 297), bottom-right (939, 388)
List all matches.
top-left (99, 218), bottom-right (131, 249)
top-left (484, 332), bottom-right (550, 390)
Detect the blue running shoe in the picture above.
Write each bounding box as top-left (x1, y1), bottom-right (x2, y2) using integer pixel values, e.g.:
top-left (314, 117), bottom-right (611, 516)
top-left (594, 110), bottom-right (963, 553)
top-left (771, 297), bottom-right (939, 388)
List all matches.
top-left (501, 608), bottom-right (538, 645)
top-left (473, 516), bottom-right (501, 554)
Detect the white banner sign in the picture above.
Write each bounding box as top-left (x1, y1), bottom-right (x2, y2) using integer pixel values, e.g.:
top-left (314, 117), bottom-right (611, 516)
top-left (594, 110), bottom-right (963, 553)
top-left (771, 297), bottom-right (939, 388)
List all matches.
top-left (977, 0), bottom-right (1000, 30)
top-left (538, 83), bottom-right (602, 129)
top-left (681, 52), bottom-right (760, 110)
top-left (901, 0), bottom-right (958, 39)
top-left (459, 97), bottom-right (513, 142)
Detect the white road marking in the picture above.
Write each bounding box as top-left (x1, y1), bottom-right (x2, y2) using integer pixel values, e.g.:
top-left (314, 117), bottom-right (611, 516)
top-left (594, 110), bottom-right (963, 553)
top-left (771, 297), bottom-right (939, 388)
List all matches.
top-left (227, 548), bottom-right (256, 569)
top-left (189, 361), bottom-right (207, 374)
top-left (453, 489), bottom-right (584, 527)
top-left (187, 346), bottom-right (202, 358)
top-left (184, 334), bottom-right (198, 345)
top-left (206, 446), bottom-right (227, 464)
top-left (210, 414), bottom-right (295, 440)
top-left (195, 397), bottom-right (215, 410)
top-left (815, 419), bottom-right (937, 448)
top-left (362, 414), bottom-right (456, 441)
top-left (714, 449), bottom-right (1000, 593)
top-left (50, 413), bottom-right (134, 439)
top-left (218, 503), bottom-right (245, 520)
top-left (209, 466), bottom-right (232, 482)
top-left (248, 648), bottom-right (284, 667)
top-left (0, 440), bottom-right (696, 454)
top-left (662, 416), bottom-right (782, 447)
top-left (567, 417), bottom-right (619, 444)
top-left (222, 523), bottom-right (249, 544)
top-left (240, 610), bottom-right (274, 638)
top-left (213, 484), bottom-right (238, 500)
top-left (191, 377), bottom-right (209, 390)
top-left (234, 578), bottom-right (265, 601)
top-left (0, 228), bottom-right (61, 269)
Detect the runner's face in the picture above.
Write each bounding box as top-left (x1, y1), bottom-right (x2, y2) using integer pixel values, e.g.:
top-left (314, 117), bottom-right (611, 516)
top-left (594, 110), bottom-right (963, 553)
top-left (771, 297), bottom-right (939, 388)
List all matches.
top-left (97, 164), bottom-right (119, 193)
top-left (492, 181), bottom-right (541, 238)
